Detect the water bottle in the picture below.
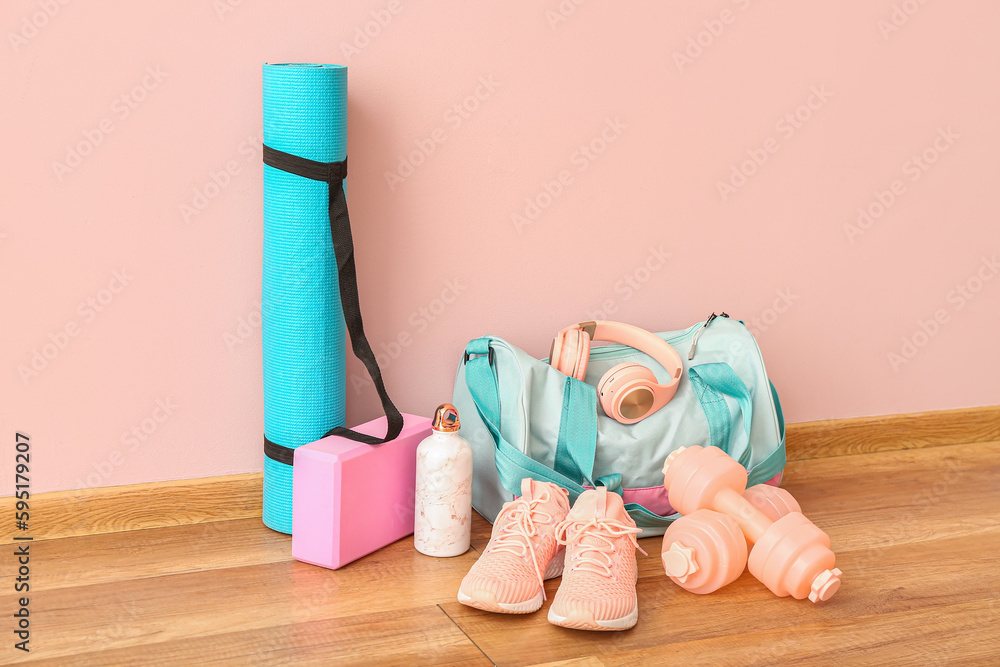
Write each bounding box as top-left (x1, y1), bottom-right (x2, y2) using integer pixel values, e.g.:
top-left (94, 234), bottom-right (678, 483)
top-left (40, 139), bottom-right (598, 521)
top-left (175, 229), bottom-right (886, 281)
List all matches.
top-left (414, 403), bottom-right (473, 557)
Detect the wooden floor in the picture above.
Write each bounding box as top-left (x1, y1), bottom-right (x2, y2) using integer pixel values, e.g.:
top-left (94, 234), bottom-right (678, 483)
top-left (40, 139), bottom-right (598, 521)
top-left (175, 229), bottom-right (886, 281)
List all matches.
top-left (4, 434), bottom-right (1000, 664)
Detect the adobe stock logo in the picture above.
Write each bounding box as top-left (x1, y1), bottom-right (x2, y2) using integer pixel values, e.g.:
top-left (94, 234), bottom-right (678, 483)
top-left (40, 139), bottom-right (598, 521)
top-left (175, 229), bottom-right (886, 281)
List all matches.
top-left (8, 0), bottom-right (72, 53)
top-left (339, 0), bottom-right (404, 59)
top-left (213, 0), bottom-right (247, 21)
top-left (383, 76), bottom-right (501, 191)
top-left (744, 289), bottom-right (799, 338)
top-left (17, 269), bottom-right (134, 384)
top-left (545, 0), bottom-right (588, 31)
top-left (180, 132), bottom-right (262, 223)
top-left (224, 302), bottom-right (261, 352)
top-left (513, 117), bottom-right (628, 234)
top-left (672, 0), bottom-right (755, 72)
top-left (716, 85), bottom-right (833, 201)
top-left (584, 246), bottom-right (672, 321)
top-left (844, 126), bottom-right (958, 243)
top-left (75, 398), bottom-right (178, 489)
top-left (350, 279), bottom-right (467, 395)
top-left (51, 66), bottom-right (168, 182)
top-left (888, 255), bottom-right (998, 371)
top-left (877, 0), bottom-right (932, 40)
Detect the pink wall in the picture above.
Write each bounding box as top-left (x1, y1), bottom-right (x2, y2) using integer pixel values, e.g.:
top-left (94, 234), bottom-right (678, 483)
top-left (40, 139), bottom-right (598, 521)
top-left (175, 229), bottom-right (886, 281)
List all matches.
top-left (2, 0), bottom-right (998, 494)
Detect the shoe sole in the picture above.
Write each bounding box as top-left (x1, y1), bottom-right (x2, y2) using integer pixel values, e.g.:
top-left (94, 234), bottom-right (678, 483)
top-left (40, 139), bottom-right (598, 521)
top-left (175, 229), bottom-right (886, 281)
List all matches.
top-left (457, 550), bottom-right (565, 614)
top-left (547, 602), bottom-right (638, 631)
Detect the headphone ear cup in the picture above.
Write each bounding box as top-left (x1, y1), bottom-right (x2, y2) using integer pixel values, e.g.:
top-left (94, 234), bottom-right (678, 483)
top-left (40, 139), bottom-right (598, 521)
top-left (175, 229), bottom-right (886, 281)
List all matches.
top-left (598, 362), bottom-right (658, 423)
top-left (550, 329), bottom-right (590, 380)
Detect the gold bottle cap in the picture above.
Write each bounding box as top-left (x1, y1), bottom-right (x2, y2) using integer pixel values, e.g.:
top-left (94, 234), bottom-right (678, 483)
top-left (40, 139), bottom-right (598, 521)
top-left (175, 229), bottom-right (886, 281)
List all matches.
top-left (432, 403), bottom-right (461, 432)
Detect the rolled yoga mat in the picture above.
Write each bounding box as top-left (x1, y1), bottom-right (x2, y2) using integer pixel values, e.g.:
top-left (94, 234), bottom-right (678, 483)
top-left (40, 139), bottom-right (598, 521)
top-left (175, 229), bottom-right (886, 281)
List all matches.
top-left (261, 63), bottom-right (403, 534)
top-left (261, 64), bottom-right (347, 533)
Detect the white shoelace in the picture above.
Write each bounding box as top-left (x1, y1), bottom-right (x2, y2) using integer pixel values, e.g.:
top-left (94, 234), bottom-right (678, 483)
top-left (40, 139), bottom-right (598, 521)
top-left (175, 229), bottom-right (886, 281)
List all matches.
top-left (487, 491), bottom-right (554, 597)
top-left (555, 517), bottom-right (646, 577)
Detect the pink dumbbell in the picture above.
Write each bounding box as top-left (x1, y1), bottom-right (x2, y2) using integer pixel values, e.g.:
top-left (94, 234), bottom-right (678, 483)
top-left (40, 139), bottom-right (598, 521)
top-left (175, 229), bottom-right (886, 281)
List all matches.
top-left (743, 483), bottom-right (801, 521)
top-left (660, 446), bottom-right (842, 602)
top-left (661, 483), bottom-right (801, 595)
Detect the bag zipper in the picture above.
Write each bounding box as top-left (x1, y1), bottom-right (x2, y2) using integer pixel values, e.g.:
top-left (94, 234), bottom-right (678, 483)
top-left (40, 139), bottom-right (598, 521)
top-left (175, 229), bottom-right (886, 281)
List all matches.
top-left (583, 321), bottom-right (704, 360)
top-left (688, 312), bottom-right (729, 360)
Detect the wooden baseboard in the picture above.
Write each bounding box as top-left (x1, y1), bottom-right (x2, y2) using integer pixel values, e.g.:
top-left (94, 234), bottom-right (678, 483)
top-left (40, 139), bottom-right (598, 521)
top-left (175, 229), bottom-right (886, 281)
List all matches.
top-left (1, 473), bottom-right (263, 546)
top-left (4, 405), bottom-right (996, 544)
top-left (785, 404), bottom-right (1000, 461)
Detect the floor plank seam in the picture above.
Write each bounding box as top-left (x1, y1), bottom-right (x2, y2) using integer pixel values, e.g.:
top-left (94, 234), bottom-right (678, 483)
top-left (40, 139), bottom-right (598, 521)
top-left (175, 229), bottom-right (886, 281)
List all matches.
top-left (787, 438), bottom-right (997, 463)
top-left (437, 603), bottom-right (497, 666)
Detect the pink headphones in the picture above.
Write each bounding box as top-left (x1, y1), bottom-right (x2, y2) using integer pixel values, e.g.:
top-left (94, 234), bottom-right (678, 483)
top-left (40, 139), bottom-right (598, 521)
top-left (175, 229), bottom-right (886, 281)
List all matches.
top-left (549, 321), bottom-right (684, 424)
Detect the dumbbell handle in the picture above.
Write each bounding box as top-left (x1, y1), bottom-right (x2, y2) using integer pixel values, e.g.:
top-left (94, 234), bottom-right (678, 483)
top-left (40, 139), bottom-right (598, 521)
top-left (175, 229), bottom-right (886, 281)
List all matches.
top-left (710, 487), bottom-right (774, 544)
top-left (663, 446), bottom-right (774, 543)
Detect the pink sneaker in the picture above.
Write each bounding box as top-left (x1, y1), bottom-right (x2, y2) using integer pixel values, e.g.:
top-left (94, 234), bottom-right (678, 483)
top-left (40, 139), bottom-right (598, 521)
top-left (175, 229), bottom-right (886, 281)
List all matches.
top-left (458, 478), bottom-right (570, 614)
top-left (548, 486), bottom-right (646, 631)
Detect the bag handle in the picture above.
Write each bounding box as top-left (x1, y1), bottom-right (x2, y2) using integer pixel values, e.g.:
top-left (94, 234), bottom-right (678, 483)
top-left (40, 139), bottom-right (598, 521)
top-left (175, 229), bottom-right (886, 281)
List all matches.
top-left (553, 375), bottom-right (598, 486)
top-left (688, 363), bottom-right (754, 468)
top-left (262, 147), bottom-right (403, 466)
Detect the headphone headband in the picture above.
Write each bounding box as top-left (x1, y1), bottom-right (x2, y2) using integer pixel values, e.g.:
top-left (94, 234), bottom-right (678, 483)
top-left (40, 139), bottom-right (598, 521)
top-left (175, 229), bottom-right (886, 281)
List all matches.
top-left (573, 320), bottom-right (684, 384)
top-left (550, 320), bottom-right (684, 423)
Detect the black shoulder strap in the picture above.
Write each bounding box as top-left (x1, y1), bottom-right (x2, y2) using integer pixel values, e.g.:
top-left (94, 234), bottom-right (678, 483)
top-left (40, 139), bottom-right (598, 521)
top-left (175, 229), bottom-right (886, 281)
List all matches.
top-left (262, 144), bottom-right (404, 465)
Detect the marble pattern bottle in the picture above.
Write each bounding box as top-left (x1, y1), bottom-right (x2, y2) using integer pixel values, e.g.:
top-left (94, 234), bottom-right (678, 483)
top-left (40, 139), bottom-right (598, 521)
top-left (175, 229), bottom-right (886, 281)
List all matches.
top-left (414, 403), bottom-right (473, 557)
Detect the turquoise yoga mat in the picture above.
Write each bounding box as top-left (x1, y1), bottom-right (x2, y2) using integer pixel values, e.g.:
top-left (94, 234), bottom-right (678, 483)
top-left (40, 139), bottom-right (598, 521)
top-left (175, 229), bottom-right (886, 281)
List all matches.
top-left (261, 63), bottom-right (347, 533)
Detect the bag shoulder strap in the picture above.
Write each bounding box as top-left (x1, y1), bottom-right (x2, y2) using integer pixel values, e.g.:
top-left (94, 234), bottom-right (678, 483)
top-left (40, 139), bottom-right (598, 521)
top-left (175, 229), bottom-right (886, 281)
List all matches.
top-left (262, 146), bottom-right (403, 466)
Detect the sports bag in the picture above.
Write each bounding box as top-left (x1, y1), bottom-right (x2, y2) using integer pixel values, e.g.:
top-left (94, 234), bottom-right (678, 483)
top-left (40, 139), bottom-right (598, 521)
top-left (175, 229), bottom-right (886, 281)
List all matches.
top-left (451, 315), bottom-right (787, 536)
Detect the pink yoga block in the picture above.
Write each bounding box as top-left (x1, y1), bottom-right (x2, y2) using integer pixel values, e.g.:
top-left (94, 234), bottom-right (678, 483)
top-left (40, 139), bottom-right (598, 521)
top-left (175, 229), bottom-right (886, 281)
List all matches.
top-left (292, 413), bottom-right (433, 570)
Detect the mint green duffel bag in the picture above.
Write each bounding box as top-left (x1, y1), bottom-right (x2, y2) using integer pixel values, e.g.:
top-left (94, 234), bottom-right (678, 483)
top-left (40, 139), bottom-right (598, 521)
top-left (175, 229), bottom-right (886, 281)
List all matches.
top-left (451, 315), bottom-right (787, 536)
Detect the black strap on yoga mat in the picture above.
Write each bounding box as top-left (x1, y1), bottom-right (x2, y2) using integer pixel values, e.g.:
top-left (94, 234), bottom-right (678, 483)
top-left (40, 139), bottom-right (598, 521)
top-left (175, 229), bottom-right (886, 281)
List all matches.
top-left (262, 145), bottom-right (404, 464)
top-left (264, 435), bottom-right (294, 466)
